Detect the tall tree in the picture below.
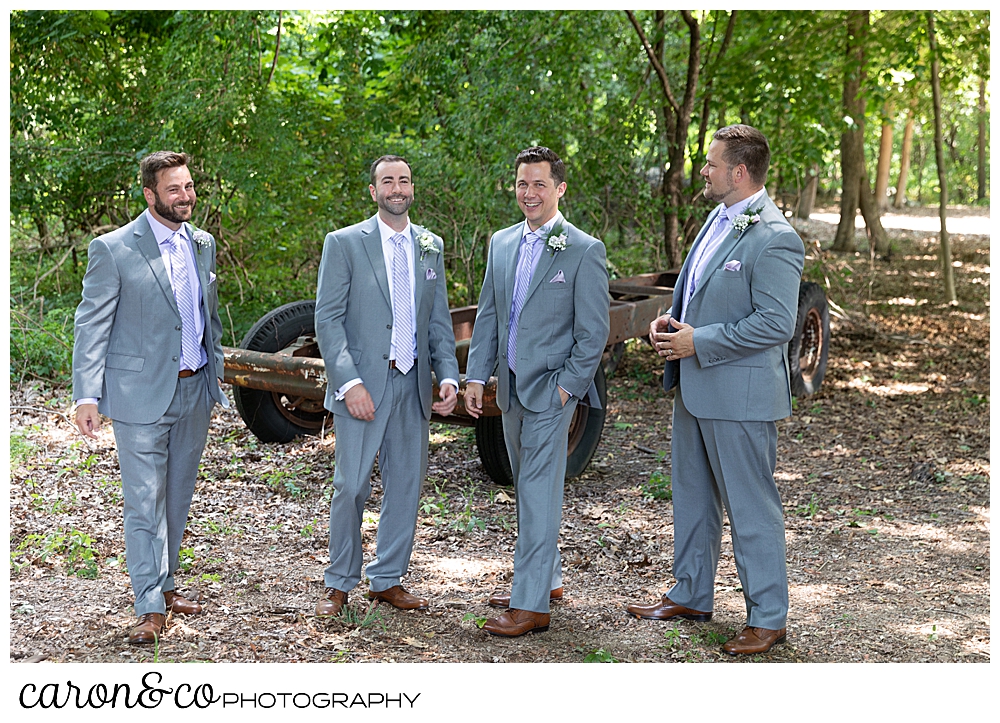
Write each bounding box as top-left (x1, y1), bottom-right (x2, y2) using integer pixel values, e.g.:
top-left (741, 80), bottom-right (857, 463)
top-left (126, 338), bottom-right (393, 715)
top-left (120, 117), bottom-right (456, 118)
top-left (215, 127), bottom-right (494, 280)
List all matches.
top-left (893, 96), bottom-right (918, 208)
top-left (873, 101), bottom-right (894, 210)
top-left (927, 12), bottom-right (956, 303)
top-left (832, 10), bottom-right (888, 255)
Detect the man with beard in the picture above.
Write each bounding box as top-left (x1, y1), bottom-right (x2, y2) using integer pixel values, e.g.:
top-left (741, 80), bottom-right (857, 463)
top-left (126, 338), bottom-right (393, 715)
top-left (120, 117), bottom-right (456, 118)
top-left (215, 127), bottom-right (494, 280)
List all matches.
top-left (624, 124), bottom-right (804, 655)
top-left (313, 155), bottom-right (459, 616)
top-left (73, 151), bottom-right (227, 644)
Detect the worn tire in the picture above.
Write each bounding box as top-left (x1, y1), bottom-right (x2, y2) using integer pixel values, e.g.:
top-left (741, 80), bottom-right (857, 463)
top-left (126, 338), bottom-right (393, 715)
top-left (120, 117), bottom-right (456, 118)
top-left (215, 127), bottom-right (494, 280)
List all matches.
top-left (474, 365), bottom-right (608, 486)
top-left (602, 341), bottom-right (626, 378)
top-left (788, 282), bottom-right (830, 397)
top-left (233, 300), bottom-right (330, 442)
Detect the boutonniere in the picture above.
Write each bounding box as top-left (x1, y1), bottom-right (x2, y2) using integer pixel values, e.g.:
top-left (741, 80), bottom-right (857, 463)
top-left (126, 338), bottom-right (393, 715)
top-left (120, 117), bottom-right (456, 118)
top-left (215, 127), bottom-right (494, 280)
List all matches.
top-left (417, 230), bottom-right (439, 260)
top-left (545, 224), bottom-right (569, 256)
top-left (732, 205), bottom-right (764, 238)
top-left (192, 229), bottom-right (213, 255)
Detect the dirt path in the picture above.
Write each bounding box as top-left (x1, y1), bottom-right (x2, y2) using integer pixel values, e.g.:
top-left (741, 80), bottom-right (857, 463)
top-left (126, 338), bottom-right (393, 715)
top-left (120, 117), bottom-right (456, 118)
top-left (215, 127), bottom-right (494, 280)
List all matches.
top-left (9, 209), bottom-right (989, 672)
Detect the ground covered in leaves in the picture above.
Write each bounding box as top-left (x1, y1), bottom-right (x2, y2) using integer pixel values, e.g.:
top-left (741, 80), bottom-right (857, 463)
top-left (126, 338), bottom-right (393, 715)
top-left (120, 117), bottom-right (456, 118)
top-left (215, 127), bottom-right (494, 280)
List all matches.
top-left (9, 207), bottom-right (990, 665)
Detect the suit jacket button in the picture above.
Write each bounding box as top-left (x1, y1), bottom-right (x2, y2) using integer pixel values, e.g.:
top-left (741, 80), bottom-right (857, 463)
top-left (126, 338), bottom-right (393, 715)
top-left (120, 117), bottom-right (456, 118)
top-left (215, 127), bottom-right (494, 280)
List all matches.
top-left (383, 354), bottom-right (389, 360)
top-left (176, 325), bottom-right (182, 331)
top-left (172, 356), bottom-right (178, 361)
top-left (387, 324), bottom-right (392, 329)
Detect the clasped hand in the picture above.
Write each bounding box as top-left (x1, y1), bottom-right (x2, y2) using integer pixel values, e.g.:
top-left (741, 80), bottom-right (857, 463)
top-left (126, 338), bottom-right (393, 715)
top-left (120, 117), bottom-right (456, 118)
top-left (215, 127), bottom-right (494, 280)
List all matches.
top-left (649, 314), bottom-right (696, 360)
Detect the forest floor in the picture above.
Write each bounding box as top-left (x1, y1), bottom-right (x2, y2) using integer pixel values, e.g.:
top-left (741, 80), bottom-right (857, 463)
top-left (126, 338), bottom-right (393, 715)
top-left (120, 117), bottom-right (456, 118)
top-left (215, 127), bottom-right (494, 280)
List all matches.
top-left (8, 205), bottom-right (990, 666)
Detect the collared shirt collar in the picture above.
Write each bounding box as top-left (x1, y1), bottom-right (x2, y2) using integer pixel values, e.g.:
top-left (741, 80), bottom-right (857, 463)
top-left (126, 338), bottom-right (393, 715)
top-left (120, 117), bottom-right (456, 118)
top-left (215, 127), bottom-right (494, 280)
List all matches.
top-left (376, 214), bottom-right (412, 244)
top-left (521, 211), bottom-right (565, 242)
top-left (145, 208), bottom-right (188, 246)
top-left (719, 187), bottom-right (767, 223)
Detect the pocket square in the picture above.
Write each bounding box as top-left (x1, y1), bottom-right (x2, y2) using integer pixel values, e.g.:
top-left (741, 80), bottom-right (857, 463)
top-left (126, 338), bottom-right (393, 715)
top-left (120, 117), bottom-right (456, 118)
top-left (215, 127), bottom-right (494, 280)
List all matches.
top-left (723, 260), bottom-right (741, 272)
top-left (549, 270), bottom-right (566, 283)
top-left (425, 268), bottom-right (437, 280)
top-left (209, 271), bottom-right (217, 284)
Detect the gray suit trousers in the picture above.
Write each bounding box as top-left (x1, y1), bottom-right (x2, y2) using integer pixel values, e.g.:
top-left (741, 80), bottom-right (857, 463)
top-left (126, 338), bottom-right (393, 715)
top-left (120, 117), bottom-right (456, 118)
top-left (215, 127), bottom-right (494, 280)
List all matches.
top-left (667, 387), bottom-right (788, 629)
top-left (112, 371), bottom-right (212, 616)
top-left (324, 364), bottom-right (427, 593)
top-left (504, 372), bottom-right (578, 614)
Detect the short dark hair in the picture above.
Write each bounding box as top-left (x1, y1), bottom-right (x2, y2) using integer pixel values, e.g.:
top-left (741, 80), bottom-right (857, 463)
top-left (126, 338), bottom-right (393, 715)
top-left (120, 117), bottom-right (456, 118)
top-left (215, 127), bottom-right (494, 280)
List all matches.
top-left (712, 125), bottom-right (770, 186)
top-left (514, 146), bottom-right (565, 185)
top-left (370, 155), bottom-right (412, 186)
top-left (140, 151), bottom-right (190, 191)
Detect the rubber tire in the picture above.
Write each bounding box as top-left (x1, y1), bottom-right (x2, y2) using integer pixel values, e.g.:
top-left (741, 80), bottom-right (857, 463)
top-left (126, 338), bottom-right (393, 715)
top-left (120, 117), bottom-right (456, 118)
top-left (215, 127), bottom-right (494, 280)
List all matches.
top-left (788, 281), bottom-right (830, 397)
top-left (602, 341), bottom-right (626, 378)
top-left (474, 365), bottom-right (608, 486)
top-left (233, 300), bottom-right (330, 442)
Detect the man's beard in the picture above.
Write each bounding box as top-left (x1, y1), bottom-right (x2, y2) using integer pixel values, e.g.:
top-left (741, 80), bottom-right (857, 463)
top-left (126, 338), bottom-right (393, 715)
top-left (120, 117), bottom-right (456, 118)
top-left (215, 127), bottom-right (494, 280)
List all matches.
top-left (377, 192), bottom-right (412, 217)
top-left (154, 193), bottom-right (194, 224)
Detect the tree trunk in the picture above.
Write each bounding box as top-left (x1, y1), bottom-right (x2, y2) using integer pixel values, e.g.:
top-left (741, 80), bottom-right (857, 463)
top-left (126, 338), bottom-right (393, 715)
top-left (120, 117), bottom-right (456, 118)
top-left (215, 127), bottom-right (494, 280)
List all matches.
top-left (833, 11), bottom-right (888, 255)
top-left (874, 102), bottom-right (894, 210)
top-left (893, 98), bottom-right (917, 208)
top-left (927, 12), bottom-right (956, 303)
top-left (978, 76), bottom-right (987, 202)
top-left (797, 166), bottom-right (819, 220)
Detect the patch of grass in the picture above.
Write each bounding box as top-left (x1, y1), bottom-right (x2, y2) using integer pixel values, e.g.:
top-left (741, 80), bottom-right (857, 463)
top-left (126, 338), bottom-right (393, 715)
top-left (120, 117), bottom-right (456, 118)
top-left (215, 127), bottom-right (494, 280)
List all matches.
top-left (338, 601), bottom-right (387, 631)
top-left (14, 528), bottom-right (99, 578)
top-left (10, 431), bottom-right (36, 467)
top-left (795, 494), bottom-right (820, 518)
top-left (178, 548), bottom-right (196, 571)
top-left (462, 612), bottom-right (487, 629)
top-left (640, 471), bottom-right (672, 501)
top-left (582, 647), bottom-right (617, 663)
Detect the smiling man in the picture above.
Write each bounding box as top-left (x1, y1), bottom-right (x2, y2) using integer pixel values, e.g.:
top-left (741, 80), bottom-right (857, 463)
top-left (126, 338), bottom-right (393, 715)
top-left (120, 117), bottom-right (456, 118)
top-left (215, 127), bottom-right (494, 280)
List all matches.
top-left (313, 155), bottom-right (459, 617)
top-left (465, 146), bottom-right (610, 637)
top-left (72, 151), bottom-right (227, 644)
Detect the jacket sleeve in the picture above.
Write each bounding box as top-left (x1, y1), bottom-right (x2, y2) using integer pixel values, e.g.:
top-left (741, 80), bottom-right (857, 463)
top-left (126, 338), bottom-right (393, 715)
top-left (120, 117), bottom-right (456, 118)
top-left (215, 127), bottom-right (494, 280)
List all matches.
top-left (427, 235), bottom-right (460, 383)
top-left (72, 237), bottom-right (121, 401)
top-left (466, 233), bottom-right (501, 382)
top-left (314, 230), bottom-right (362, 391)
top-left (557, 240), bottom-right (610, 398)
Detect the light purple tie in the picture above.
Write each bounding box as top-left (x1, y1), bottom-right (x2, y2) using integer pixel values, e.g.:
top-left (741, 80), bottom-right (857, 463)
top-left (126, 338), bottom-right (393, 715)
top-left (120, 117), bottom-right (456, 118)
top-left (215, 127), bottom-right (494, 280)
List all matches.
top-left (507, 231), bottom-right (542, 374)
top-left (167, 232), bottom-right (202, 369)
top-left (390, 233), bottom-right (414, 374)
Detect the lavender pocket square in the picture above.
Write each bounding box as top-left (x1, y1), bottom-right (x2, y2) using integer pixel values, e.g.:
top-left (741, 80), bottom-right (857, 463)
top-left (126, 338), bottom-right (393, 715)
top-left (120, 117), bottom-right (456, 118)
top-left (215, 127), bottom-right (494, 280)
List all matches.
top-left (724, 260), bottom-right (742, 272)
top-left (549, 270), bottom-right (566, 283)
top-left (209, 271), bottom-right (217, 284)
top-left (425, 268), bottom-right (437, 280)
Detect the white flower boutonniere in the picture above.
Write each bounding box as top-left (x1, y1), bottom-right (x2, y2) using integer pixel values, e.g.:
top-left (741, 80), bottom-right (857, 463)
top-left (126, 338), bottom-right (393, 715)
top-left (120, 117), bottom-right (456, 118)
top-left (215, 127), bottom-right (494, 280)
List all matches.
top-left (545, 224), bottom-right (569, 256)
top-left (192, 229), bottom-right (213, 255)
top-left (417, 230), bottom-right (439, 260)
top-left (732, 205), bottom-right (764, 238)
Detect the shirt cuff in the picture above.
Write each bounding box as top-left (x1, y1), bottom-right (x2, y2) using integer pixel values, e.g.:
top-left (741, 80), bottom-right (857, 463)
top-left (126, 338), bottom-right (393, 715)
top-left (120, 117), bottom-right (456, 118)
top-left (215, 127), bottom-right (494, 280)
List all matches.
top-left (438, 378), bottom-right (458, 392)
top-left (75, 398), bottom-right (100, 407)
top-left (334, 378), bottom-right (363, 401)
top-left (466, 379), bottom-right (486, 386)
top-left (558, 385), bottom-right (573, 398)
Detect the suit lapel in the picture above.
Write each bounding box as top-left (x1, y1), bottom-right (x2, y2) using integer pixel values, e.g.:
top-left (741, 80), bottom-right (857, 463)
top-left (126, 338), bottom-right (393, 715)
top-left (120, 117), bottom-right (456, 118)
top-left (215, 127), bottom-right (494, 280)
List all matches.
top-left (184, 222), bottom-right (213, 325)
top-left (523, 227), bottom-right (559, 304)
top-left (134, 215), bottom-right (179, 316)
top-left (411, 224), bottom-right (426, 315)
top-left (502, 225), bottom-right (522, 315)
top-left (361, 215), bottom-right (392, 308)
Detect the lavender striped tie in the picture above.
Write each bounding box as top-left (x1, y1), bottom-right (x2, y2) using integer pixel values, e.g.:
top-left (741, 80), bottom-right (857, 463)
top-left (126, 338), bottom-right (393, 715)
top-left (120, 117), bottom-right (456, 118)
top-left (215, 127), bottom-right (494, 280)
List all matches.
top-left (507, 232), bottom-right (542, 374)
top-left (167, 233), bottom-right (202, 369)
top-left (390, 233), bottom-right (414, 374)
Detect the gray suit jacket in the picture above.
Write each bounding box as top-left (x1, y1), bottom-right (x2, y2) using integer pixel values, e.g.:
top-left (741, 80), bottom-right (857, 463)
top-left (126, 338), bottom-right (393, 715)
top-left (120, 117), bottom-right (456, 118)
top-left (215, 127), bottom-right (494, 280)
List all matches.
top-left (664, 194), bottom-right (805, 421)
top-left (314, 215), bottom-right (459, 418)
top-left (72, 212), bottom-right (226, 424)
top-left (467, 219), bottom-right (610, 414)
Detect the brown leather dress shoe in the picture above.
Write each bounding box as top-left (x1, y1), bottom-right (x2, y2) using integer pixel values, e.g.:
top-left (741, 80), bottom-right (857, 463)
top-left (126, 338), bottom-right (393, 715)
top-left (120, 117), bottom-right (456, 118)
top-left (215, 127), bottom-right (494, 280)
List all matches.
top-left (483, 608), bottom-right (551, 637)
top-left (316, 588), bottom-right (348, 616)
top-left (722, 626), bottom-right (787, 655)
top-left (488, 586), bottom-right (563, 609)
top-left (164, 590), bottom-right (203, 615)
top-left (625, 595), bottom-right (712, 621)
top-left (129, 613), bottom-right (166, 645)
top-left (367, 585), bottom-right (429, 610)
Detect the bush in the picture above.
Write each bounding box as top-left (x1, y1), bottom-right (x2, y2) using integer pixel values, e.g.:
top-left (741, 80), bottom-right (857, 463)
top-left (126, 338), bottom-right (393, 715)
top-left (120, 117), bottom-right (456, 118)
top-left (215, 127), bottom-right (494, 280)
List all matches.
top-left (9, 302), bottom-right (75, 385)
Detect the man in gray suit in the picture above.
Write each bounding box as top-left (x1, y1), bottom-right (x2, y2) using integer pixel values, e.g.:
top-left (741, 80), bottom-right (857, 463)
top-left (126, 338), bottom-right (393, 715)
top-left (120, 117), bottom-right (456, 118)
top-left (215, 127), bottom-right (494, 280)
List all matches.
top-left (466, 146), bottom-right (610, 637)
top-left (313, 155), bottom-right (460, 616)
top-left (625, 125), bottom-right (804, 655)
top-left (73, 151), bottom-right (227, 644)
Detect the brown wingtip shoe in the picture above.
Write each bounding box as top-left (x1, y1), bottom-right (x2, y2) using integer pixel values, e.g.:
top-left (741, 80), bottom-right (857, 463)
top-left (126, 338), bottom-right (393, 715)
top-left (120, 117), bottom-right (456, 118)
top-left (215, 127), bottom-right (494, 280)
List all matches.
top-left (164, 590), bottom-right (203, 615)
top-left (488, 587), bottom-right (563, 609)
top-left (625, 595), bottom-right (712, 621)
top-left (367, 585), bottom-right (429, 610)
top-left (316, 588), bottom-right (348, 617)
top-left (129, 613), bottom-right (166, 645)
top-left (722, 626), bottom-right (787, 655)
top-left (483, 608), bottom-right (551, 637)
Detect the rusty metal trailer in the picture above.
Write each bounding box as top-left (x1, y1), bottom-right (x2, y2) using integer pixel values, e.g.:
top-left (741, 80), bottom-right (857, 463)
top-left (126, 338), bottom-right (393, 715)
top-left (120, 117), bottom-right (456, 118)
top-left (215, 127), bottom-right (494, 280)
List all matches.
top-left (223, 272), bottom-right (828, 484)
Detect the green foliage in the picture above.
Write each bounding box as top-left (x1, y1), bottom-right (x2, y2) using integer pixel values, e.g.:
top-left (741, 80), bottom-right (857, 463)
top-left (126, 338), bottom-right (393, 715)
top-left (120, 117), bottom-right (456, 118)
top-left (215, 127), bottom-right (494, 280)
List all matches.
top-left (582, 647), bottom-right (617, 663)
top-left (9, 303), bottom-right (75, 384)
top-left (462, 612), bottom-right (487, 629)
top-left (641, 471), bottom-right (672, 501)
top-left (15, 528), bottom-right (99, 578)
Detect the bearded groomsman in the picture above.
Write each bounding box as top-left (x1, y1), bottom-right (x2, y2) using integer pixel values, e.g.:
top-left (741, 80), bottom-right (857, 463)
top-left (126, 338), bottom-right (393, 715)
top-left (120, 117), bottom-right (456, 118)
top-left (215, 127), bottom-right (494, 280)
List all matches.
top-left (625, 124), bottom-right (804, 656)
top-left (465, 146), bottom-right (610, 637)
top-left (73, 151), bottom-right (227, 644)
top-left (313, 155), bottom-right (459, 616)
